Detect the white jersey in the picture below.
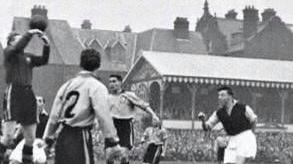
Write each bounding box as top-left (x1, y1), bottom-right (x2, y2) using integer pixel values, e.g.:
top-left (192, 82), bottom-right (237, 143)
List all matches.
top-left (143, 127), bottom-right (168, 145)
top-left (108, 91), bottom-right (150, 119)
top-left (49, 71), bottom-right (109, 127)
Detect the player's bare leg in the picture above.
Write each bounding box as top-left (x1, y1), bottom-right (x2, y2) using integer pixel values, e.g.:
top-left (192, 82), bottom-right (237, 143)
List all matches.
top-left (21, 124), bottom-right (37, 164)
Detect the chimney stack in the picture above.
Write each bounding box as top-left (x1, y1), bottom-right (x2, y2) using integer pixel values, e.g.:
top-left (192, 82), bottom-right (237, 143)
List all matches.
top-left (243, 6), bottom-right (259, 39)
top-left (174, 17), bottom-right (189, 39)
top-left (81, 19), bottom-right (92, 30)
top-left (261, 8), bottom-right (276, 22)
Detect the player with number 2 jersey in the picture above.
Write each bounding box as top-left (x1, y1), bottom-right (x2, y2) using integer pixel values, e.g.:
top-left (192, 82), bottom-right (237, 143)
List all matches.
top-left (42, 49), bottom-right (126, 164)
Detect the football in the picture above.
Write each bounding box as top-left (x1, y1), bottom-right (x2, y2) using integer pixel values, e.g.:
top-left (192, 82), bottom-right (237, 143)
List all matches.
top-left (29, 15), bottom-right (48, 31)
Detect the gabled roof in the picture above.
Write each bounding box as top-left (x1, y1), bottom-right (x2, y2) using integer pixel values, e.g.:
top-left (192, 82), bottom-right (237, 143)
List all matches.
top-left (73, 28), bottom-right (137, 69)
top-left (228, 16), bottom-right (293, 53)
top-left (13, 17), bottom-right (83, 65)
top-left (135, 28), bottom-right (208, 60)
top-left (124, 51), bottom-right (293, 89)
top-left (246, 16), bottom-right (279, 41)
top-left (215, 16), bottom-right (293, 51)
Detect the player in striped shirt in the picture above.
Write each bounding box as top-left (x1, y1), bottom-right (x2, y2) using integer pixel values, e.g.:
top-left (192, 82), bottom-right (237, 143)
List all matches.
top-left (106, 75), bottom-right (160, 164)
top-left (1, 29), bottom-right (50, 164)
top-left (42, 49), bottom-right (126, 164)
top-left (141, 120), bottom-right (168, 164)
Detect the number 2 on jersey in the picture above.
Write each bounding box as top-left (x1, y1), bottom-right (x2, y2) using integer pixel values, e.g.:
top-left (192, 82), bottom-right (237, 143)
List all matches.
top-left (64, 91), bottom-right (80, 118)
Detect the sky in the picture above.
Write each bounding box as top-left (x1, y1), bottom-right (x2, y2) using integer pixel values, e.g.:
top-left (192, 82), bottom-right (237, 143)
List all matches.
top-left (0, 0), bottom-right (292, 45)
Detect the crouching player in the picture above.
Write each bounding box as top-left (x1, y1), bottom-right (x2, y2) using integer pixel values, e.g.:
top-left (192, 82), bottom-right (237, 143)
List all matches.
top-left (142, 120), bottom-right (168, 164)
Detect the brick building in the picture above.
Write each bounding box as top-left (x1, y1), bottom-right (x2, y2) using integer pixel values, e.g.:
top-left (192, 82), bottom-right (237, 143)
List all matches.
top-left (0, 5), bottom-right (207, 111)
top-left (196, 0), bottom-right (293, 60)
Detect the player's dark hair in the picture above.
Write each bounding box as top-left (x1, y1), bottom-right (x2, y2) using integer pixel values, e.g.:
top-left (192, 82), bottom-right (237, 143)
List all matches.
top-left (217, 86), bottom-right (234, 96)
top-left (7, 32), bottom-right (20, 46)
top-left (80, 49), bottom-right (101, 71)
top-left (109, 74), bottom-right (123, 82)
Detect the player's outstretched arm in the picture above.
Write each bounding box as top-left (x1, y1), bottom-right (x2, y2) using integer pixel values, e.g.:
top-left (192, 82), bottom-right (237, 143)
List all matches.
top-left (123, 92), bottom-right (159, 121)
top-left (29, 34), bottom-right (50, 67)
top-left (5, 29), bottom-right (43, 57)
top-left (198, 112), bottom-right (209, 131)
top-left (245, 105), bottom-right (258, 133)
top-left (198, 112), bottom-right (218, 131)
top-left (145, 106), bottom-right (159, 121)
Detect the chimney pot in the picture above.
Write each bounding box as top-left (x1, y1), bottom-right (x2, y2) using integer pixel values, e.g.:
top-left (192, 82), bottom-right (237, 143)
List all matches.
top-left (243, 6), bottom-right (259, 38)
top-left (31, 5), bottom-right (48, 19)
top-left (174, 17), bottom-right (189, 39)
top-left (261, 8), bottom-right (276, 22)
top-left (81, 19), bottom-right (92, 30)
top-left (123, 25), bottom-right (132, 33)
